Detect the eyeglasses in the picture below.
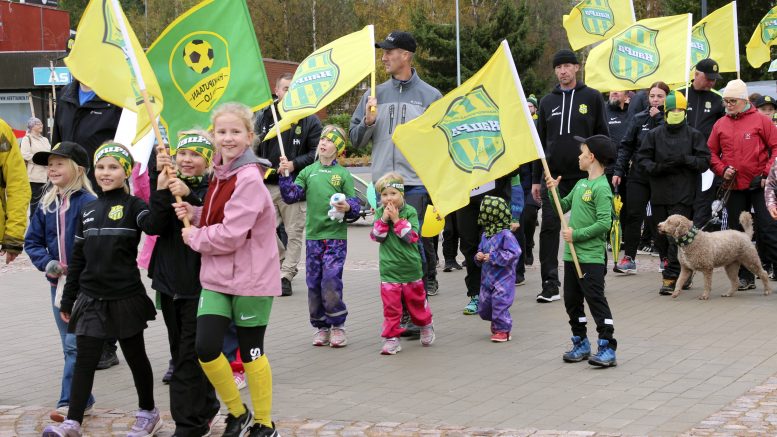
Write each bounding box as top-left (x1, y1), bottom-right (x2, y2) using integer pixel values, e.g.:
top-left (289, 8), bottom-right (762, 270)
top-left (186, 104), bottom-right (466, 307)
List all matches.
top-left (723, 98), bottom-right (740, 105)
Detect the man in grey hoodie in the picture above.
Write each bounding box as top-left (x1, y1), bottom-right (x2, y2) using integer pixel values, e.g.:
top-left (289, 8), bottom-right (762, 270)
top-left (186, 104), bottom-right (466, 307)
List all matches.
top-left (350, 30), bottom-right (442, 306)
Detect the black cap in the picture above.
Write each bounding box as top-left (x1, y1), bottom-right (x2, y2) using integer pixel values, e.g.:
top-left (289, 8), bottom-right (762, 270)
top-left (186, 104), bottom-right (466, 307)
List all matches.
top-left (375, 31), bottom-right (416, 53)
top-left (33, 141), bottom-right (89, 168)
top-left (574, 135), bottom-right (615, 165)
top-left (553, 49), bottom-right (579, 67)
top-left (756, 95), bottom-right (777, 109)
top-left (695, 58), bottom-right (722, 81)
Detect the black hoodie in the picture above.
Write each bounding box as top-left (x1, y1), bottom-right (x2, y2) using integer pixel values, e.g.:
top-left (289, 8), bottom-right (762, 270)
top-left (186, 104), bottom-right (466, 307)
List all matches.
top-left (532, 82), bottom-right (609, 183)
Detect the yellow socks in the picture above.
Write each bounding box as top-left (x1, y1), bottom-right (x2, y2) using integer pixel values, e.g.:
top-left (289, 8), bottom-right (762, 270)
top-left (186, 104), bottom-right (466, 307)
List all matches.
top-left (243, 354), bottom-right (273, 427)
top-left (199, 354), bottom-right (246, 417)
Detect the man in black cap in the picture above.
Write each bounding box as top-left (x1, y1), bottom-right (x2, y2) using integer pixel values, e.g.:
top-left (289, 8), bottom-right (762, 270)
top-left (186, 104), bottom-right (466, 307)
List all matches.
top-left (681, 58), bottom-right (725, 231)
top-left (350, 31), bottom-right (442, 332)
top-left (531, 49), bottom-right (609, 303)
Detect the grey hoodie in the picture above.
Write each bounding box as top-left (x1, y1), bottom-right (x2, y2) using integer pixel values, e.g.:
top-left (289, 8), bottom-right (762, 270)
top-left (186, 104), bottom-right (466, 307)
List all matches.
top-left (350, 69), bottom-right (442, 186)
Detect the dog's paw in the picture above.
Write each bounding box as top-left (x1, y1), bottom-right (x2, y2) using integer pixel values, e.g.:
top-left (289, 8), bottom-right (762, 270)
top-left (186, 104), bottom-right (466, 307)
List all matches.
top-left (671, 291), bottom-right (680, 298)
top-left (721, 292), bottom-right (732, 297)
top-left (699, 294), bottom-right (710, 300)
top-left (764, 289), bottom-right (772, 296)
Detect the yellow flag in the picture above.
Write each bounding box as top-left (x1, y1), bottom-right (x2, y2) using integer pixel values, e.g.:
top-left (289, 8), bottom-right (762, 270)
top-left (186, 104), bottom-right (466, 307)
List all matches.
top-left (264, 25), bottom-right (375, 140)
top-left (392, 41), bottom-right (543, 218)
top-left (65, 0), bottom-right (163, 143)
top-left (691, 2), bottom-right (739, 74)
top-left (584, 14), bottom-right (692, 93)
top-left (747, 5), bottom-right (777, 68)
top-left (563, 0), bottom-right (635, 51)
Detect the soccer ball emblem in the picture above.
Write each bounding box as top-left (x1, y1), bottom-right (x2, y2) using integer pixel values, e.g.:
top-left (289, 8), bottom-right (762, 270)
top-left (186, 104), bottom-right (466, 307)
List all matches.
top-left (182, 39), bottom-right (214, 74)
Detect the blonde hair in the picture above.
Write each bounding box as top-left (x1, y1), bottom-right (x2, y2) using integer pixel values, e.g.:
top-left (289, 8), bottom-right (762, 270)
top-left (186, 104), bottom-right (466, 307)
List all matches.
top-left (39, 160), bottom-right (96, 214)
top-left (210, 102), bottom-right (255, 147)
top-left (374, 171), bottom-right (405, 194)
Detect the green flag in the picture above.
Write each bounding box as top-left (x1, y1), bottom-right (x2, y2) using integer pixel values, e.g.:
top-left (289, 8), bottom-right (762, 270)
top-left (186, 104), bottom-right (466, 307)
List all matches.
top-left (143, 0), bottom-right (272, 140)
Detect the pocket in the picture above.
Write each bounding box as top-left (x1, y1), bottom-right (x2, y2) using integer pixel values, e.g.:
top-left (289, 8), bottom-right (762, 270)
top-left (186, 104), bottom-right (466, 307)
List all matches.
top-left (209, 253), bottom-right (236, 288)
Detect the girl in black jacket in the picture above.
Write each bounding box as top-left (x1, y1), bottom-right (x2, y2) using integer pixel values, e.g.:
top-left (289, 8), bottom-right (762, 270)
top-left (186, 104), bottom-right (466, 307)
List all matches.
top-left (147, 132), bottom-right (220, 437)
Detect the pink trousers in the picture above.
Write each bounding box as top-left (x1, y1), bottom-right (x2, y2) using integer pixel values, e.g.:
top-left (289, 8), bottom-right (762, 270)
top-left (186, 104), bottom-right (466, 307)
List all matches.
top-left (380, 279), bottom-right (432, 338)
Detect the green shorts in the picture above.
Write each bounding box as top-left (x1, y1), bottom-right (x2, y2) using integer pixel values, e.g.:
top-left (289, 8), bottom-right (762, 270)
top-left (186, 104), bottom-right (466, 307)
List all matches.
top-left (197, 289), bottom-right (273, 327)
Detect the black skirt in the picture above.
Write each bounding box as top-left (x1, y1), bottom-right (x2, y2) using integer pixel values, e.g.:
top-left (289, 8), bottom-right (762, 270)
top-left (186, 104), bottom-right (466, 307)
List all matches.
top-left (68, 293), bottom-right (157, 339)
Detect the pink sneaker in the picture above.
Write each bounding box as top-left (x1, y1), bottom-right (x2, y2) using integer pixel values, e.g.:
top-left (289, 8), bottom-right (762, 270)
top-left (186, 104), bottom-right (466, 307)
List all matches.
top-left (312, 328), bottom-right (330, 346)
top-left (42, 420), bottom-right (82, 437)
top-left (127, 407), bottom-right (162, 437)
top-left (381, 337), bottom-right (402, 355)
top-left (329, 327), bottom-right (347, 348)
top-left (490, 331), bottom-right (512, 342)
top-left (233, 371), bottom-right (246, 390)
top-left (420, 324), bottom-right (435, 346)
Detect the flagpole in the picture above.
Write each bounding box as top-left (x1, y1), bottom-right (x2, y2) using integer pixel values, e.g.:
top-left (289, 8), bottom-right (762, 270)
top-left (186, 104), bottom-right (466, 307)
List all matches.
top-left (732, 1), bottom-right (741, 79)
top-left (109, 0), bottom-right (189, 227)
top-left (684, 14), bottom-right (692, 97)
top-left (500, 40), bottom-right (583, 278)
top-left (369, 24), bottom-right (376, 112)
top-left (269, 100), bottom-right (289, 177)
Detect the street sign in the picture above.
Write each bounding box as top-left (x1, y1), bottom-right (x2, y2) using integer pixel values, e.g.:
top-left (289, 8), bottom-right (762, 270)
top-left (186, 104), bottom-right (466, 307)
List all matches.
top-left (33, 67), bottom-right (71, 86)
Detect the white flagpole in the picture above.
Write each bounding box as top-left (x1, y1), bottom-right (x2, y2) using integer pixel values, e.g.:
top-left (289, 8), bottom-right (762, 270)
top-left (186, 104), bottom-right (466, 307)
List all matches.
top-left (109, 0), bottom-right (187, 226)
top-left (684, 14), bottom-right (692, 96)
top-left (501, 39), bottom-right (583, 279)
top-left (732, 1), bottom-right (741, 79)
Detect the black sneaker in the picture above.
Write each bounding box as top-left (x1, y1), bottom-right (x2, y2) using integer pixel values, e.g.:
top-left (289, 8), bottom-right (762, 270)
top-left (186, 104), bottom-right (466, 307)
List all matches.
top-left (659, 278), bottom-right (676, 295)
top-left (738, 278), bottom-right (756, 291)
top-left (399, 312), bottom-right (420, 338)
top-left (443, 259), bottom-right (461, 272)
top-left (281, 278), bottom-right (292, 296)
top-left (223, 405), bottom-right (253, 437)
top-left (524, 252), bottom-right (533, 266)
top-left (248, 422), bottom-right (279, 437)
top-left (536, 282), bottom-right (560, 303)
top-left (515, 275), bottom-right (526, 286)
top-left (162, 359), bottom-right (174, 384)
top-left (425, 277), bottom-right (439, 296)
top-left (96, 348), bottom-right (120, 370)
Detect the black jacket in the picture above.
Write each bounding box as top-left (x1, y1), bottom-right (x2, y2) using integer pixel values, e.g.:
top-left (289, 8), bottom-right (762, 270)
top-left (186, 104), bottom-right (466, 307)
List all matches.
top-left (605, 102), bottom-right (629, 174)
top-left (681, 84), bottom-right (725, 140)
top-left (52, 81), bottom-right (122, 169)
top-left (61, 189), bottom-right (153, 313)
top-left (253, 104), bottom-right (322, 184)
top-left (636, 121), bottom-right (711, 206)
top-left (532, 82), bottom-right (609, 183)
top-left (145, 177), bottom-right (209, 299)
top-left (614, 108), bottom-right (664, 180)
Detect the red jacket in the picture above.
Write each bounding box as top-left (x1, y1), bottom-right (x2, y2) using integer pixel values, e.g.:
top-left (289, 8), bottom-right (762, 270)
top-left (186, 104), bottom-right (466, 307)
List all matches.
top-left (708, 106), bottom-right (777, 190)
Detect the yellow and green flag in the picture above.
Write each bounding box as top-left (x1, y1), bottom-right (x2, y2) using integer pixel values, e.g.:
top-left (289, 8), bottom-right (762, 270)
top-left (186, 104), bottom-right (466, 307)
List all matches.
top-left (584, 14), bottom-right (692, 93)
top-left (264, 25), bottom-right (375, 140)
top-left (144, 0), bottom-right (272, 140)
top-left (65, 0), bottom-right (163, 143)
top-left (563, 0), bottom-right (635, 51)
top-left (747, 5), bottom-right (777, 68)
top-left (392, 40), bottom-right (543, 218)
top-left (691, 2), bottom-right (739, 74)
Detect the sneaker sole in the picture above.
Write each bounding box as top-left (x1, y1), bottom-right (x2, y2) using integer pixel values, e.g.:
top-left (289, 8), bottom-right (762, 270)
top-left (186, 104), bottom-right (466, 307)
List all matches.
top-left (563, 354), bottom-right (590, 363)
top-left (491, 336), bottom-right (512, 342)
top-left (421, 333), bottom-right (435, 346)
top-left (536, 295), bottom-right (560, 303)
top-left (588, 358), bottom-right (618, 367)
top-left (613, 267), bottom-right (636, 274)
top-left (381, 345), bottom-right (402, 355)
top-left (659, 290), bottom-right (673, 296)
top-left (330, 341), bottom-right (347, 348)
top-left (312, 341), bottom-right (330, 346)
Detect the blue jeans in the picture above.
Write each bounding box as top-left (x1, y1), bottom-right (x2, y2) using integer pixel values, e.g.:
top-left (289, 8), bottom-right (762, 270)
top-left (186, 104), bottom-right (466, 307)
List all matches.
top-left (50, 285), bottom-right (95, 408)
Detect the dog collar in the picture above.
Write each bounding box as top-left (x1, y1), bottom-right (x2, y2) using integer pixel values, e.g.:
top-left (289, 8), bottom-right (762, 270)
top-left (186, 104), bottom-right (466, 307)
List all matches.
top-left (677, 227), bottom-right (698, 247)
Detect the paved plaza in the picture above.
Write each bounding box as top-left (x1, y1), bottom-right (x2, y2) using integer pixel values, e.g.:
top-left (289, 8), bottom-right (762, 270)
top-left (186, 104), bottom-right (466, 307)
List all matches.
top-left (3, 217), bottom-right (777, 436)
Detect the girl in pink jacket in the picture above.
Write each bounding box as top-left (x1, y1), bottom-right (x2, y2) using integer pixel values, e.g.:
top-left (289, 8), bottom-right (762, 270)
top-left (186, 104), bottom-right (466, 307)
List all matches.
top-left (176, 102), bottom-right (281, 437)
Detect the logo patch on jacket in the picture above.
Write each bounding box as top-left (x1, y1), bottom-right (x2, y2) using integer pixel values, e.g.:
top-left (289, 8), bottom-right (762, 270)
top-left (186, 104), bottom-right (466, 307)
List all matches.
top-left (108, 205), bottom-right (124, 220)
top-left (579, 104), bottom-right (588, 114)
top-left (330, 174), bottom-right (342, 188)
top-left (582, 189), bottom-right (593, 202)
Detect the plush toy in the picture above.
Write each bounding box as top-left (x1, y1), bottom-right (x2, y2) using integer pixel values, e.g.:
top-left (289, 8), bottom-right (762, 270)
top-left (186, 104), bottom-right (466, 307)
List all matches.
top-left (328, 193), bottom-right (346, 222)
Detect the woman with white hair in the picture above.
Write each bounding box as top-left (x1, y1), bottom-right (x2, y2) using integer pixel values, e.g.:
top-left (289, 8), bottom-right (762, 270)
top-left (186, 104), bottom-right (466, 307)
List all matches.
top-left (19, 117), bottom-right (51, 215)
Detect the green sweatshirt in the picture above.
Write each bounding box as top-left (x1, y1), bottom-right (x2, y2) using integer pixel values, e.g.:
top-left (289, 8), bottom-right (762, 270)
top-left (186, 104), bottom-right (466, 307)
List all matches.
top-left (294, 161), bottom-right (355, 240)
top-left (559, 174), bottom-right (612, 264)
top-left (374, 203), bottom-right (423, 283)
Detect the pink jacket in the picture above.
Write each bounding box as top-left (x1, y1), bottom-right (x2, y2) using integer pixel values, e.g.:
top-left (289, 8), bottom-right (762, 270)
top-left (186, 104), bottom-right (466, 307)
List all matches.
top-left (189, 148), bottom-right (280, 297)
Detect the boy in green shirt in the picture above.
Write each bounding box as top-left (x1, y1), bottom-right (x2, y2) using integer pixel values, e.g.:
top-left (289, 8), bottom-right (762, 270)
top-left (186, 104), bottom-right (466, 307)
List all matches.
top-left (546, 134), bottom-right (618, 367)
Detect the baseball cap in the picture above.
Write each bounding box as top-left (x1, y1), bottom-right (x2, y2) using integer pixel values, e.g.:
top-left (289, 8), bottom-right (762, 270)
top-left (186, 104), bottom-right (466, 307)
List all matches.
top-left (756, 95), bottom-right (777, 109)
top-left (32, 141), bottom-right (89, 168)
top-left (573, 135), bottom-right (615, 165)
top-left (695, 58), bottom-right (722, 81)
top-left (375, 31), bottom-right (417, 53)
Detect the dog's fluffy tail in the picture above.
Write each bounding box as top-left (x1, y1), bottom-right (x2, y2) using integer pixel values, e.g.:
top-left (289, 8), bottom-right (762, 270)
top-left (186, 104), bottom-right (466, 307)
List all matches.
top-left (740, 212), bottom-right (754, 238)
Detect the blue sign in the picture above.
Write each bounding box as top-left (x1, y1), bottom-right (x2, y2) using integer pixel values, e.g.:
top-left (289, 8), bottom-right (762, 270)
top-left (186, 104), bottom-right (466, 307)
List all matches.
top-left (33, 67), bottom-right (72, 86)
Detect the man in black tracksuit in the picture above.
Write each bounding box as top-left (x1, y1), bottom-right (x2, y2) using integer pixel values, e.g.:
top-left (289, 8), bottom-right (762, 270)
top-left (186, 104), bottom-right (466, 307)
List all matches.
top-left (531, 49), bottom-right (609, 303)
top-left (679, 58), bottom-right (725, 229)
top-left (52, 79), bottom-right (122, 369)
top-left (52, 80), bottom-right (122, 189)
top-left (254, 73), bottom-right (322, 297)
top-left (605, 90), bottom-right (630, 197)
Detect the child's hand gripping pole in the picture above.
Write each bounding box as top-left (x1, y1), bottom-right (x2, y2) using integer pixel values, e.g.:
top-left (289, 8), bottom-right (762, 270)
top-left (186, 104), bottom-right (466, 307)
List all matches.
top-left (269, 100), bottom-right (289, 177)
top-left (541, 158), bottom-right (584, 279)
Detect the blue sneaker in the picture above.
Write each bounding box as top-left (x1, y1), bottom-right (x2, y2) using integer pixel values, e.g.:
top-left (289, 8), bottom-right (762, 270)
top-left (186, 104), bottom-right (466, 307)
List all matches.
top-left (463, 296), bottom-right (479, 315)
top-left (588, 339), bottom-right (617, 367)
top-left (562, 336), bottom-right (591, 362)
top-left (613, 256), bottom-right (636, 274)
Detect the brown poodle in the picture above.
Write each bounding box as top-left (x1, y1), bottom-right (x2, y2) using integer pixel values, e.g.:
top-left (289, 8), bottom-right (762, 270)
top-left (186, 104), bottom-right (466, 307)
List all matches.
top-left (657, 212), bottom-right (771, 300)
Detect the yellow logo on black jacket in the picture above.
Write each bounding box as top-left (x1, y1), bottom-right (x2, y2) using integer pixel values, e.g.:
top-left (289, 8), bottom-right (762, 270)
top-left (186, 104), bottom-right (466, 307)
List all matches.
top-left (109, 205), bottom-right (124, 220)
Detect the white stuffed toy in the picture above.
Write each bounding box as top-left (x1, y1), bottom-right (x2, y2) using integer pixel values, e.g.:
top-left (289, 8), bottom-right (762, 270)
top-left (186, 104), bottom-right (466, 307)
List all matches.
top-left (328, 193), bottom-right (346, 222)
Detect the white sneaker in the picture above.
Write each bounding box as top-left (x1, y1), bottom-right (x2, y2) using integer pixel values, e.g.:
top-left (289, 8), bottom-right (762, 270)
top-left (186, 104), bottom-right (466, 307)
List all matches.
top-left (312, 328), bottom-right (331, 346)
top-left (381, 337), bottom-right (402, 355)
top-left (233, 371), bottom-right (247, 390)
top-left (420, 324), bottom-right (435, 346)
top-left (329, 327), bottom-right (347, 348)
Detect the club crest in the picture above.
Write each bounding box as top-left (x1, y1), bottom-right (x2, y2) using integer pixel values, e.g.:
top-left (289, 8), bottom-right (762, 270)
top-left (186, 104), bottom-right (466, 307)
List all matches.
top-left (108, 205), bottom-right (124, 221)
top-left (690, 23), bottom-right (710, 67)
top-left (169, 32), bottom-right (231, 113)
top-left (610, 25), bottom-right (660, 83)
top-left (760, 9), bottom-right (777, 44)
top-left (282, 49), bottom-right (339, 112)
top-left (577, 0), bottom-right (615, 36)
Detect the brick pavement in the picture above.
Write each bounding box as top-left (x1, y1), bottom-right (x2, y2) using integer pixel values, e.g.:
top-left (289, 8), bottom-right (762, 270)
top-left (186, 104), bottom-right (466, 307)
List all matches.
top-left (3, 221), bottom-right (777, 436)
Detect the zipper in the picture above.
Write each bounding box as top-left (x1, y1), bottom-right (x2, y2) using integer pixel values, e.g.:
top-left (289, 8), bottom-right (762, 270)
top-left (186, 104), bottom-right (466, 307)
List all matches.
top-left (401, 104), bottom-right (407, 124)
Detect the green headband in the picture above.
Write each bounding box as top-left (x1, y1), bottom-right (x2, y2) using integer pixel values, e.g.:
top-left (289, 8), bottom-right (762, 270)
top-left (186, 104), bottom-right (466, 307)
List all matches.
top-left (175, 134), bottom-right (214, 165)
top-left (381, 180), bottom-right (404, 193)
top-left (323, 129), bottom-right (347, 156)
top-left (94, 143), bottom-right (134, 177)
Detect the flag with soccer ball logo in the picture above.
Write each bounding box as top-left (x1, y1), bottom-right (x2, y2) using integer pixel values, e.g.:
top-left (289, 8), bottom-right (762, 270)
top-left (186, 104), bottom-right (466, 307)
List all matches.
top-left (141, 0), bottom-right (272, 143)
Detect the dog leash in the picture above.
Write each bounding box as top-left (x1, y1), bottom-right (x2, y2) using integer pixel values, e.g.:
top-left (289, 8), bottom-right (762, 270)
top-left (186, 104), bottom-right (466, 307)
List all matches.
top-left (700, 171), bottom-right (736, 231)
